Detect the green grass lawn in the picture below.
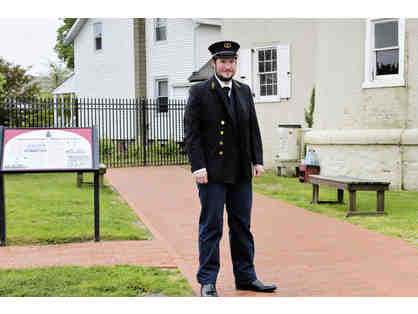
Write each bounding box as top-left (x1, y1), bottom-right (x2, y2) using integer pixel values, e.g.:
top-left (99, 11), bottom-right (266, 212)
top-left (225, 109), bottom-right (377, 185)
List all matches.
top-left (4, 172), bottom-right (152, 246)
top-left (253, 171), bottom-right (418, 247)
top-left (0, 265), bottom-right (194, 297)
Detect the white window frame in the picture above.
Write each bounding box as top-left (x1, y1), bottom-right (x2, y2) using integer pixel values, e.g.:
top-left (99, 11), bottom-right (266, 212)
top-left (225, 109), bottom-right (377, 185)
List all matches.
top-left (154, 18), bottom-right (167, 42)
top-left (155, 78), bottom-right (169, 113)
top-left (93, 22), bottom-right (103, 51)
top-left (252, 45), bottom-right (280, 103)
top-left (362, 18), bottom-right (405, 89)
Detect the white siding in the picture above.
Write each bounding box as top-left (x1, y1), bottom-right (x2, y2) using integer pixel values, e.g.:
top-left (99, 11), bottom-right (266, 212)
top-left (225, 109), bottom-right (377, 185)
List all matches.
top-left (73, 18), bottom-right (136, 139)
top-left (146, 18), bottom-right (195, 100)
top-left (74, 18), bottom-right (135, 98)
top-left (196, 24), bottom-right (221, 70)
top-left (145, 19), bottom-right (221, 141)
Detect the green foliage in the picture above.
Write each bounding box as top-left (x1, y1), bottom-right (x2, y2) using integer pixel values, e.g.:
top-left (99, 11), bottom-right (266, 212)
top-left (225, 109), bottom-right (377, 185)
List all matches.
top-left (304, 87), bottom-right (315, 128)
top-left (0, 57), bottom-right (41, 98)
top-left (5, 172), bottom-right (152, 245)
top-left (0, 265), bottom-right (194, 297)
top-left (38, 61), bottom-right (72, 93)
top-left (54, 18), bottom-right (77, 70)
top-left (0, 73), bottom-right (6, 97)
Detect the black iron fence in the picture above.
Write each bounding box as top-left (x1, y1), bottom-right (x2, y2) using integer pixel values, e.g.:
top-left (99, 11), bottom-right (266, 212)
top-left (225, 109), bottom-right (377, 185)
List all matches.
top-left (0, 97), bottom-right (189, 167)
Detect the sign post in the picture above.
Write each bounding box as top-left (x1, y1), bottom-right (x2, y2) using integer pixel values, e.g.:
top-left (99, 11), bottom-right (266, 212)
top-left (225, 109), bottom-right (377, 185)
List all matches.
top-left (0, 126), bottom-right (100, 246)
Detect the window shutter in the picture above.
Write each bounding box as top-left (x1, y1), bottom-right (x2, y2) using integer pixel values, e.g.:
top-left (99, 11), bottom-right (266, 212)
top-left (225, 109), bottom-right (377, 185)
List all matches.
top-left (278, 44), bottom-right (291, 99)
top-left (237, 48), bottom-right (253, 89)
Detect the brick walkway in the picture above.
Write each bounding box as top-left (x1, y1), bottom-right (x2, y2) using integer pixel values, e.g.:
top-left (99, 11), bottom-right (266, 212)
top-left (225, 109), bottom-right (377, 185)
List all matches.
top-left (1, 166), bottom-right (417, 297)
top-left (105, 166), bottom-right (418, 297)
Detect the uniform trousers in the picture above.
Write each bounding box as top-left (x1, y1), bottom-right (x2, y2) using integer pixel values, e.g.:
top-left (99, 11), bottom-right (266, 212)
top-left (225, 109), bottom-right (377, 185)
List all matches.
top-left (196, 181), bottom-right (257, 285)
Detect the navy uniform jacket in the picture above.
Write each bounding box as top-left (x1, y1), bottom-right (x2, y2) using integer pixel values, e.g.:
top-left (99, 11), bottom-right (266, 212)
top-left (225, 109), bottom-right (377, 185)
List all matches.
top-left (184, 75), bottom-right (263, 183)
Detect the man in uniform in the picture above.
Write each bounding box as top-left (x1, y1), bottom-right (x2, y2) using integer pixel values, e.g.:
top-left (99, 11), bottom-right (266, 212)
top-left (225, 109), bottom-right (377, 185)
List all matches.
top-left (184, 40), bottom-right (277, 297)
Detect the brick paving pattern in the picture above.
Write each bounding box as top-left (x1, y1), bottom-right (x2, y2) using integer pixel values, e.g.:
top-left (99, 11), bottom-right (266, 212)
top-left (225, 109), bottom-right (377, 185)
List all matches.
top-left (1, 166), bottom-right (417, 297)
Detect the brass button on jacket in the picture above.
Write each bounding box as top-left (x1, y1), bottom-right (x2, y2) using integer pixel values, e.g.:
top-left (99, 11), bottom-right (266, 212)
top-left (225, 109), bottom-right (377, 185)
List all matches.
top-left (219, 151), bottom-right (223, 156)
top-left (219, 141), bottom-right (224, 145)
top-left (221, 120), bottom-right (225, 125)
top-left (220, 130), bottom-right (224, 135)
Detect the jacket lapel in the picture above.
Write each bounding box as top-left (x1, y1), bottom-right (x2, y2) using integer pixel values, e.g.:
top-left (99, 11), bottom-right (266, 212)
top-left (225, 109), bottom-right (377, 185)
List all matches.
top-left (232, 79), bottom-right (248, 121)
top-left (210, 76), bottom-right (235, 122)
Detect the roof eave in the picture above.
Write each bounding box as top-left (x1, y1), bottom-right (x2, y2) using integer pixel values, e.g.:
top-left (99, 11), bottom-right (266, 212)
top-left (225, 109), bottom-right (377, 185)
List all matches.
top-left (63, 18), bottom-right (88, 45)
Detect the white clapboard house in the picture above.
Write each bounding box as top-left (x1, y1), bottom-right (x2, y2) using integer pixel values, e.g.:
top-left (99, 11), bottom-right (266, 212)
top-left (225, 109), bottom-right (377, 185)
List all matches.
top-left (54, 18), bottom-right (221, 143)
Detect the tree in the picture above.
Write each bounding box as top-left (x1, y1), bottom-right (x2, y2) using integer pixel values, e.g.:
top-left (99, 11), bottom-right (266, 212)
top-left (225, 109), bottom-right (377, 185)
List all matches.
top-left (0, 57), bottom-right (41, 98)
top-left (38, 60), bottom-right (72, 93)
top-left (304, 87), bottom-right (315, 128)
top-left (0, 73), bottom-right (5, 97)
top-left (0, 57), bottom-right (43, 126)
top-left (54, 18), bottom-right (77, 70)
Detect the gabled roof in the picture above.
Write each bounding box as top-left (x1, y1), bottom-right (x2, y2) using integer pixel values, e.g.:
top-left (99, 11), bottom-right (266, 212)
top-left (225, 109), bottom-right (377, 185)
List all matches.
top-left (64, 18), bottom-right (88, 45)
top-left (188, 59), bottom-right (214, 82)
top-left (52, 73), bottom-right (76, 95)
top-left (64, 18), bottom-right (222, 45)
top-left (192, 18), bottom-right (222, 27)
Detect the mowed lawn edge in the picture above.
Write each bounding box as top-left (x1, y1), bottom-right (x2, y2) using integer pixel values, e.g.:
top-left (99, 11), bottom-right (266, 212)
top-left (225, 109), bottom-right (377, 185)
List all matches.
top-left (0, 265), bottom-right (194, 297)
top-left (4, 172), bottom-right (152, 246)
top-left (252, 171), bottom-right (418, 248)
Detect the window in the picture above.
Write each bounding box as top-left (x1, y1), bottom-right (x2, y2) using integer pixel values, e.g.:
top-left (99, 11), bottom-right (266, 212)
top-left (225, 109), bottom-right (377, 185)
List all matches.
top-left (94, 22), bottom-right (102, 51)
top-left (363, 18), bottom-right (405, 88)
top-left (156, 80), bottom-right (168, 113)
top-left (257, 47), bottom-right (278, 97)
top-left (237, 44), bottom-right (290, 102)
top-left (155, 18), bottom-right (167, 42)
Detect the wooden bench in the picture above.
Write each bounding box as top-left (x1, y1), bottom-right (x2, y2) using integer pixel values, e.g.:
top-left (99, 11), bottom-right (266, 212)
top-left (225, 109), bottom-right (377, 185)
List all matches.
top-left (309, 175), bottom-right (390, 218)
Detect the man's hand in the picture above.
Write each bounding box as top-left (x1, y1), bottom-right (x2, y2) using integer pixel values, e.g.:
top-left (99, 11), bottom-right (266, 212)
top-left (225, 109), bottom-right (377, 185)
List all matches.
top-left (253, 164), bottom-right (264, 178)
top-left (194, 169), bottom-right (208, 184)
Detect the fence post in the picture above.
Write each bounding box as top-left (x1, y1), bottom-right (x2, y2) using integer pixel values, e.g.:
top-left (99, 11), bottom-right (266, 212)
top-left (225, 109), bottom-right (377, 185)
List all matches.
top-left (141, 98), bottom-right (147, 166)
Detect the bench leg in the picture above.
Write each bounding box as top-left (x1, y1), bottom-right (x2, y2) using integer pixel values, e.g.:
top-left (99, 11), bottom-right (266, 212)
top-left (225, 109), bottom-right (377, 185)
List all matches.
top-left (377, 190), bottom-right (385, 212)
top-left (312, 184), bottom-right (319, 204)
top-left (77, 172), bottom-right (83, 188)
top-left (349, 191), bottom-right (357, 212)
top-left (337, 189), bottom-right (344, 203)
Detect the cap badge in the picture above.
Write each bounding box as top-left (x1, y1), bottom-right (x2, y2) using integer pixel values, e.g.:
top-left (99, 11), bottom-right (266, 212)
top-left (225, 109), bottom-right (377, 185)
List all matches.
top-left (224, 42), bottom-right (232, 49)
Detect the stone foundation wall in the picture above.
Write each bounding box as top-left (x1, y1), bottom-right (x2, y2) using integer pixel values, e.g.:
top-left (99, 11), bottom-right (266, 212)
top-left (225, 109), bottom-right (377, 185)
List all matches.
top-left (304, 129), bottom-right (418, 190)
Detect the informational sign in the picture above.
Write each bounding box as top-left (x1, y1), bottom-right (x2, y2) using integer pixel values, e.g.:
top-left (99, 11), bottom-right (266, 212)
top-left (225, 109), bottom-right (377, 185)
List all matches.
top-left (0, 127), bottom-right (101, 246)
top-left (0, 127), bottom-right (99, 172)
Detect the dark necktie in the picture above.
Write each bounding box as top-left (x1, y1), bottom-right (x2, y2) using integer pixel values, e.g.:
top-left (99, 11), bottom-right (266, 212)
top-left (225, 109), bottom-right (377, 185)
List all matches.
top-left (223, 87), bottom-right (231, 103)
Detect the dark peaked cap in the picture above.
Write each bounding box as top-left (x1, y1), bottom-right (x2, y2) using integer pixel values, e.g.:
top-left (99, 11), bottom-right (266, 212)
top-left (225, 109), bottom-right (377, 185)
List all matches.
top-left (208, 40), bottom-right (240, 58)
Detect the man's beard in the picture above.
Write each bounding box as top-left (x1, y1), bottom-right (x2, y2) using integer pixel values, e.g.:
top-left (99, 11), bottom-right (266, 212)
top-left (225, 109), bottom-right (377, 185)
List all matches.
top-left (216, 71), bottom-right (234, 82)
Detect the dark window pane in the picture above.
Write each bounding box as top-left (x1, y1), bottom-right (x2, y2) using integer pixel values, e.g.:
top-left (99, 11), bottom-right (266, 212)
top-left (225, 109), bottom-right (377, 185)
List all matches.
top-left (266, 61), bottom-right (271, 72)
top-left (272, 49), bottom-right (277, 60)
top-left (376, 49), bottom-right (399, 75)
top-left (260, 74), bottom-right (266, 85)
top-left (272, 60), bottom-right (277, 71)
top-left (158, 97), bottom-right (168, 113)
top-left (272, 73), bottom-right (277, 83)
top-left (156, 26), bottom-right (166, 41)
top-left (266, 85), bottom-right (272, 95)
top-left (266, 74), bottom-right (273, 84)
top-left (95, 38), bottom-right (102, 50)
top-left (258, 50), bottom-right (264, 61)
top-left (158, 81), bottom-right (168, 96)
top-left (265, 49), bottom-right (271, 60)
top-left (375, 21), bottom-right (398, 48)
top-left (260, 85), bottom-right (266, 96)
top-left (259, 62), bottom-right (265, 73)
top-left (273, 84), bottom-right (277, 95)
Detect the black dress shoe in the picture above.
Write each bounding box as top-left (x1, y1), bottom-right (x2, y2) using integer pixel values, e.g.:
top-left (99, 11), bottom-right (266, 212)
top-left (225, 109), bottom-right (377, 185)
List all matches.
top-left (236, 279), bottom-right (277, 292)
top-left (201, 284), bottom-right (217, 297)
